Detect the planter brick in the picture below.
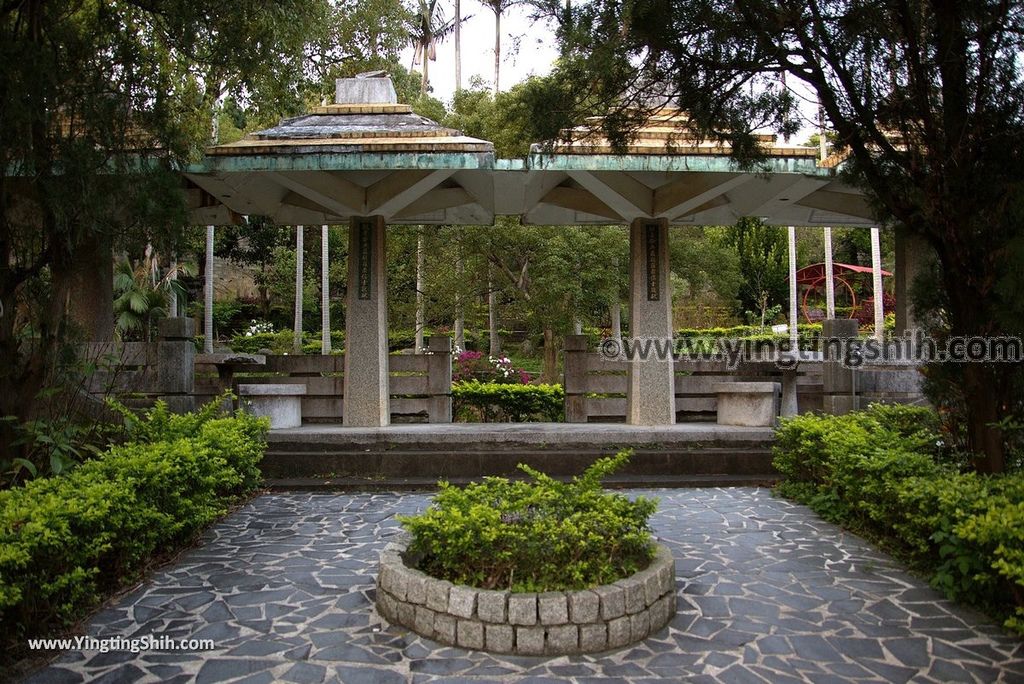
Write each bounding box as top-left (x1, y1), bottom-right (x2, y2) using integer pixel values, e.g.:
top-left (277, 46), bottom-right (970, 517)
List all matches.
top-left (375, 535), bottom-right (676, 655)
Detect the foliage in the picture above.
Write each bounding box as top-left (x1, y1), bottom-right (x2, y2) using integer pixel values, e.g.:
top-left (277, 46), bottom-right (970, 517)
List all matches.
top-left (0, 398), bottom-right (268, 642)
top-left (728, 219), bottom-right (789, 325)
top-left (537, 0), bottom-right (1024, 472)
top-left (452, 351), bottom-right (530, 384)
top-left (113, 255), bottom-right (188, 342)
top-left (399, 451), bottom-right (656, 591)
top-left (773, 405), bottom-right (1024, 633)
top-left (452, 381), bottom-right (563, 422)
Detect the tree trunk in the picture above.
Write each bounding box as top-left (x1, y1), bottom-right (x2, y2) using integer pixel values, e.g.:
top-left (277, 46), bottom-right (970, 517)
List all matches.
top-left (293, 225), bottom-right (304, 355)
top-left (543, 327), bottom-right (558, 383)
top-left (963, 362), bottom-right (1006, 474)
top-left (454, 233), bottom-right (465, 351)
top-left (493, 11), bottom-right (501, 94)
top-left (415, 228), bottom-right (425, 353)
top-left (455, 0), bottom-right (462, 91)
top-left (488, 267), bottom-right (500, 355)
top-left (58, 231), bottom-right (114, 342)
top-left (611, 300), bottom-right (622, 340)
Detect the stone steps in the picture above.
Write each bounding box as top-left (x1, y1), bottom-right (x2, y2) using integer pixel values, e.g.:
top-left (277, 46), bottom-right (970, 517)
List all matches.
top-left (260, 425), bottom-right (778, 488)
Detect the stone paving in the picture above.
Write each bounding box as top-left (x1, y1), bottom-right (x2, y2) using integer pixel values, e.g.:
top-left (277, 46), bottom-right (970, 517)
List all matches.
top-left (27, 488), bottom-right (1024, 683)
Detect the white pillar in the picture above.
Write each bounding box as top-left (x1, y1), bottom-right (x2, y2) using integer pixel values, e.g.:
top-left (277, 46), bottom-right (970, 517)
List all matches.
top-left (344, 216), bottom-right (390, 427)
top-left (293, 225), bottom-right (304, 354)
top-left (415, 229), bottom-right (425, 353)
top-left (321, 225), bottom-right (331, 355)
top-left (823, 226), bottom-right (835, 319)
top-left (871, 226), bottom-right (884, 342)
top-left (788, 226), bottom-right (798, 350)
top-left (204, 225), bottom-right (214, 353)
top-left (627, 219), bottom-right (675, 425)
top-left (611, 300), bottom-right (622, 341)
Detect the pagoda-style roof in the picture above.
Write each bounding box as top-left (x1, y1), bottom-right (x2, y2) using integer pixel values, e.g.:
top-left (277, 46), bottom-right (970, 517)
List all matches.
top-left (184, 77), bottom-right (877, 228)
top-left (209, 103), bottom-right (492, 157)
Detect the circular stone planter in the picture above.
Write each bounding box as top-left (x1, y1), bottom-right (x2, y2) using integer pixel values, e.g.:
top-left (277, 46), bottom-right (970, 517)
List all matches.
top-left (375, 532), bottom-right (676, 655)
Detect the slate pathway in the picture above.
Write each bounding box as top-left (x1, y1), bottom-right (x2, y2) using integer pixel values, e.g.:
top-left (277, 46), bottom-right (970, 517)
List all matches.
top-left (27, 488), bottom-right (1024, 683)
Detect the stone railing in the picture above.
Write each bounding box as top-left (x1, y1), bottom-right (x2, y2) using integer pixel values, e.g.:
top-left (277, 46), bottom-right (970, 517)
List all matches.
top-left (563, 335), bottom-right (824, 423)
top-left (375, 533), bottom-right (676, 655)
top-left (195, 334), bottom-right (452, 424)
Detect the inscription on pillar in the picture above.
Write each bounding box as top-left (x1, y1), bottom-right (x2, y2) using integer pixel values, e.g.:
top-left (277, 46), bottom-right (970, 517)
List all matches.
top-left (357, 220), bottom-right (372, 300)
top-left (644, 222), bottom-right (660, 301)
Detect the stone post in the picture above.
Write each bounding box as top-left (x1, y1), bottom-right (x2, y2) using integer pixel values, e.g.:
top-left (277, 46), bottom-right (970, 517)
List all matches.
top-left (821, 318), bottom-right (859, 415)
top-left (563, 334), bottom-right (590, 423)
top-left (344, 216), bottom-right (390, 426)
top-left (626, 219), bottom-right (675, 425)
top-left (426, 335), bottom-right (452, 423)
top-left (157, 317), bottom-right (196, 414)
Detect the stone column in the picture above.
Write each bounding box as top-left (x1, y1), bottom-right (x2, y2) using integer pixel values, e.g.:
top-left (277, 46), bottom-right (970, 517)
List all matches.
top-left (157, 317), bottom-right (196, 414)
top-left (787, 226), bottom-right (798, 349)
top-left (344, 216), bottom-right (390, 427)
top-left (894, 226), bottom-right (931, 335)
top-left (204, 225), bottom-right (214, 354)
top-left (321, 225), bottom-right (331, 354)
top-left (822, 318), bottom-right (859, 415)
top-left (626, 218), bottom-right (675, 425)
top-left (870, 226), bottom-right (884, 342)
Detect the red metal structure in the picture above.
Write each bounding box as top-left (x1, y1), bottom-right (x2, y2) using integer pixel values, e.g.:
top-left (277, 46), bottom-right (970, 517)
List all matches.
top-left (796, 262), bottom-right (892, 323)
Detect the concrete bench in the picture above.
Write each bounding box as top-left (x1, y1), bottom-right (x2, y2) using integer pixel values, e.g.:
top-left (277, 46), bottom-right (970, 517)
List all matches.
top-left (713, 382), bottom-right (781, 427)
top-left (238, 384), bottom-right (307, 429)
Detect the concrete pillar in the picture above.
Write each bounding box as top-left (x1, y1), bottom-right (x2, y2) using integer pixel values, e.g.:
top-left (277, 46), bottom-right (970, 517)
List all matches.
top-left (894, 226), bottom-right (931, 335)
top-left (426, 335), bottom-right (452, 423)
top-left (787, 226), bottom-right (798, 349)
top-left (823, 227), bottom-right (835, 319)
top-left (293, 225), bottom-right (304, 354)
top-left (870, 226), bottom-right (884, 342)
top-left (64, 231), bottom-right (114, 342)
top-left (157, 317), bottom-right (196, 414)
top-left (204, 225), bottom-right (214, 353)
top-left (822, 318), bottom-right (859, 415)
top-left (626, 219), bottom-right (675, 425)
top-left (344, 216), bottom-right (390, 427)
top-left (321, 225), bottom-right (331, 354)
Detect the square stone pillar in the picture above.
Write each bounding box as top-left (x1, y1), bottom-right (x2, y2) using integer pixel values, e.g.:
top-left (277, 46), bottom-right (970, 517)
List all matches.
top-left (821, 318), bottom-right (859, 415)
top-left (627, 219), bottom-right (676, 425)
top-left (344, 216), bottom-right (390, 426)
top-left (157, 317), bottom-right (196, 414)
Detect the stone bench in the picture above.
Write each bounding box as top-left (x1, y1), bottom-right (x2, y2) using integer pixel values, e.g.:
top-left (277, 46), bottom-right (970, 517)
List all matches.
top-left (238, 384), bottom-right (307, 429)
top-left (713, 382), bottom-right (781, 427)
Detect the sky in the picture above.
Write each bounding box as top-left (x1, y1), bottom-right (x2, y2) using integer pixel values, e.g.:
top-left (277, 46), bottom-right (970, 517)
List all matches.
top-left (399, 2), bottom-right (821, 145)
top-left (400, 4), bottom-right (560, 103)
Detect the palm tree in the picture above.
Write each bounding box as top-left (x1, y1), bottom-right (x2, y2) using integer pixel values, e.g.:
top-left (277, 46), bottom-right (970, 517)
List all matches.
top-left (409, 0), bottom-right (457, 95)
top-left (481, 0), bottom-right (520, 94)
top-left (113, 250), bottom-right (189, 342)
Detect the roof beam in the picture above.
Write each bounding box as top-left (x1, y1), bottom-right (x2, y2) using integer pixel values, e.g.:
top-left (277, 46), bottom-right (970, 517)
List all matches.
top-left (653, 173), bottom-right (750, 219)
top-left (366, 169), bottom-right (455, 218)
top-left (796, 188), bottom-right (875, 221)
top-left (394, 187), bottom-right (475, 218)
top-left (567, 170), bottom-right (653, 220)
top-left (266, 171), bottom-right (364, 216)
top-left (539, 186), bottom-right (623, 221)
top-left (729, 174), bottom-right (830, 221)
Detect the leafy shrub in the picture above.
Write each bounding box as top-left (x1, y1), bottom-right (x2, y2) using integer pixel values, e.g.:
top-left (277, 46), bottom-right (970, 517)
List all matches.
top-left (773, 404), bottom-right (1024, 634)
top-left (400, 451), bottom-right (656, 591)
top-left (453, 381), bottom-right (564, 422)
top-left (0, 399), bottom-right (268, 641)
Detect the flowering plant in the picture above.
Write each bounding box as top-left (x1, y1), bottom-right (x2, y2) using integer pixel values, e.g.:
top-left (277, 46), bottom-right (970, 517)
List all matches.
top-left (243, 320), bottom-right (275, 337)
top-left (452, 350), bottom-right (530, 384)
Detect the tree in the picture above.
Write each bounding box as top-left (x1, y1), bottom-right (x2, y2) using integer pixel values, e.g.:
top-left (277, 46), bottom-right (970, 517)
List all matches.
top-left (728, 218), bottom-right (789, 326)
top-left (480, 0), bottom-right (523, 93)
top-left (534, 0), bottom-right (1024, 473)
top-left (0, 0), bottom-right (328, 456)
top-left (409, 0), bottom-right (458, 94)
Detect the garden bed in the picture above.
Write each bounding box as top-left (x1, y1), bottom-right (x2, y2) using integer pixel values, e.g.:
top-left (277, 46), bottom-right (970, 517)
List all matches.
top-left (376, 532), bottom-right (676, 655)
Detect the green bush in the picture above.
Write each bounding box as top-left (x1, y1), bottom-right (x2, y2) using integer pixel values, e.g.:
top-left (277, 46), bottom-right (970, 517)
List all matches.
top-left (400, 451), bottom-right (656, 592)
top-left (452, 381), bottom-right (564, 422)
top-left (0, 399), bottom-right (268, 640)
top-left (773, 404), bottom-right (1024, 634)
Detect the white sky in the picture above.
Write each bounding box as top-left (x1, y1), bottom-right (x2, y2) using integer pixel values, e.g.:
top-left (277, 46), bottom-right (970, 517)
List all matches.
top-left (400, 4), bottom-right (560, 104)
top-left (399, 2), bottom-right (819, 144)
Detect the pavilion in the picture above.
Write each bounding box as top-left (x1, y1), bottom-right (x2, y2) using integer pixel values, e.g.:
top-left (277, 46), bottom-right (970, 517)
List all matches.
top-left (183, 75), bottom-right (923, 427)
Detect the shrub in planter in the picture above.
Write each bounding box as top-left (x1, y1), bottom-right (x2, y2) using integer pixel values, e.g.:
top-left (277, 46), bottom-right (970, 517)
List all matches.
top-left (399, 451), bottom-right (656, 592)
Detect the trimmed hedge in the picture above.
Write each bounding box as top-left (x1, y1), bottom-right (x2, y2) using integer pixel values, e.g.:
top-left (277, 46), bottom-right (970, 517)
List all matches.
top-left (452, 381), bottom-right (564, 422)
top-left (773, 404), bottom-right (1024, 634)
top-left (0, 399), bottom-right (269, 640)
